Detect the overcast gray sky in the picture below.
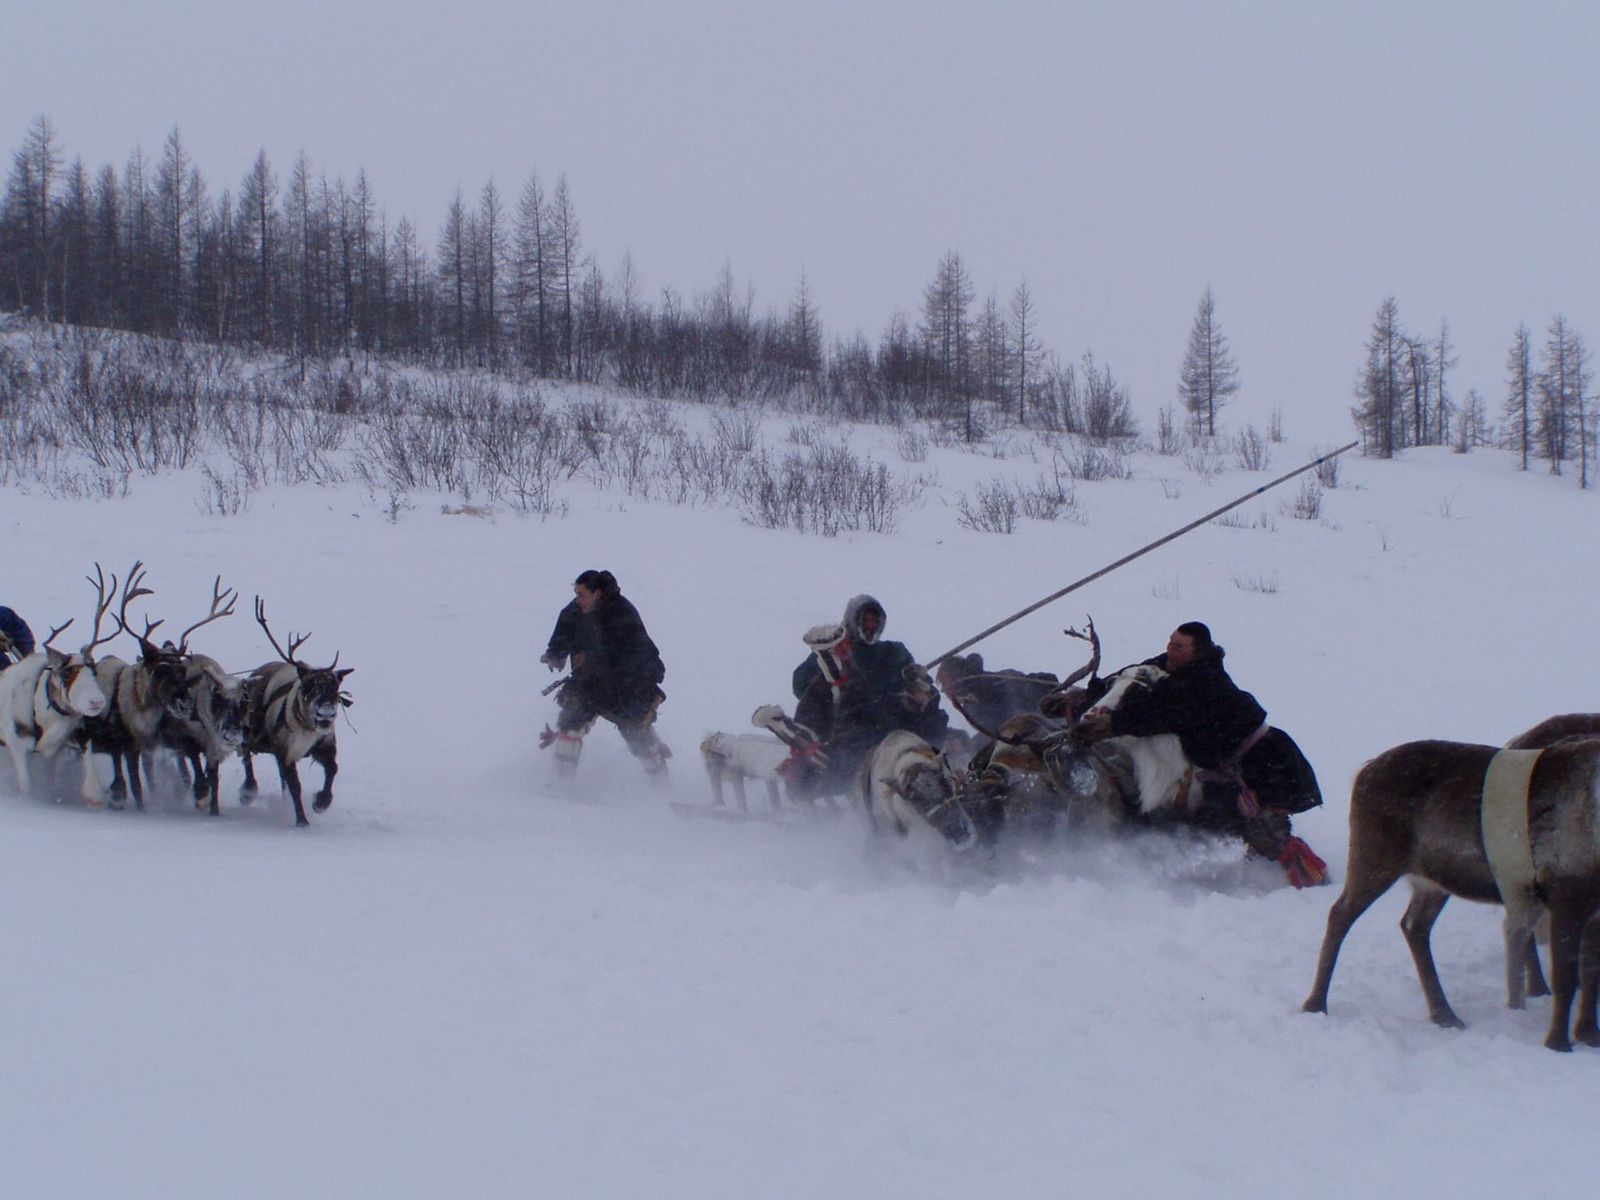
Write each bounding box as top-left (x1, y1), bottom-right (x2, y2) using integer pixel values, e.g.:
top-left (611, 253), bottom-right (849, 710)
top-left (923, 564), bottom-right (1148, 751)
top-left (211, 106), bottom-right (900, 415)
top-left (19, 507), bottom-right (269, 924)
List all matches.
top-left (6, 1), bottom-right (1597, 442)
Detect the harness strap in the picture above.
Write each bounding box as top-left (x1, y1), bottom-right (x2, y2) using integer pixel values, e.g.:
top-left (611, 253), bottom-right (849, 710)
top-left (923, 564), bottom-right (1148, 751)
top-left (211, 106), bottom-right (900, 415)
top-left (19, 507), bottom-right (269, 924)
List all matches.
top-left (1191, 722), bottom-right (1272, 817)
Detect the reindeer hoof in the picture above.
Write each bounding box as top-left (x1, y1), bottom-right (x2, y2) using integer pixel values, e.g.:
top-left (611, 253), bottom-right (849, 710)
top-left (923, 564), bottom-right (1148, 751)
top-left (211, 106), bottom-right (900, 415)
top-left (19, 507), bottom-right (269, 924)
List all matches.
top-left (107, 794), bottom-right (125, 811)
top-left (238, 786), bottom-right (257, 807)
top-left (1431, 1012), bottom-right (1467, 1031)
top-left (296, 815), bottom-right (310, 828)
top-left (312, 793), bottom-right (333, 812)
top-left (1545, 1034), bottom-right (1574, 1053)
top-left (1574, 1025), bottom-right (1600, 1048)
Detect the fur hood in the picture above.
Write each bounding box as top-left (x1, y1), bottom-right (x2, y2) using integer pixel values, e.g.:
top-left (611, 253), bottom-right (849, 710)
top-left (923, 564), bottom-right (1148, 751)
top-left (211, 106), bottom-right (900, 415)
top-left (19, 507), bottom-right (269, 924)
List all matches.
top-left (843, 594), bottom-right (887, 644)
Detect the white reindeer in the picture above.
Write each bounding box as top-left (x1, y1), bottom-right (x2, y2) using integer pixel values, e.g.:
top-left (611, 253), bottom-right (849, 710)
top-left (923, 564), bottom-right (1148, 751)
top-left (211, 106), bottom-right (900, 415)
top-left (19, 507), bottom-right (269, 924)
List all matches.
top-left (0, 571), bottom-right (119, 805)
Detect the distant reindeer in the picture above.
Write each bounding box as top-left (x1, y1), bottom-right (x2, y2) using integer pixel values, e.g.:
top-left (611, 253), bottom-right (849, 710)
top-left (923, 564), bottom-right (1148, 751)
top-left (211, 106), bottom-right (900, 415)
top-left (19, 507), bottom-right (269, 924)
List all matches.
top-left (0, 573), bottom-right (117, 805)
top-left (239, 598), bottom-right (353, 827)
top-left (1303, 737), bottom-right (1600, 1051)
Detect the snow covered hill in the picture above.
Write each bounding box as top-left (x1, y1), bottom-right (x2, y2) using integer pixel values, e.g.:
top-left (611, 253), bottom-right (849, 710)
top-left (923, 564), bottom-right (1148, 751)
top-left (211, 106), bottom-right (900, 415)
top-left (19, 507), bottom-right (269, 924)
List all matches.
top-left (2, 362), bottom-right (1596, 1198)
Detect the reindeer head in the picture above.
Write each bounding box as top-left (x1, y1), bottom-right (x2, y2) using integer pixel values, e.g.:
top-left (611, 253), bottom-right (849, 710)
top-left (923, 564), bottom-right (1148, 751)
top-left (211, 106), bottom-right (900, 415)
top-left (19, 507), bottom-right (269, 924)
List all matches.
top-left (188, 659), bottom-right (248, 751)
top-left (296, 661), bottom-right (355, 731)
top-left (40, 618), bottom-right (108, 719)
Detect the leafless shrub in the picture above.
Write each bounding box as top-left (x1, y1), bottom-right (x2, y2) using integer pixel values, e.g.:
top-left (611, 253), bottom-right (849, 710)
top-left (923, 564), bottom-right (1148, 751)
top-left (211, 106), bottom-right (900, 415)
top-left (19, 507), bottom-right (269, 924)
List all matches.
top-left (1184, 443), bottom-right (1227, 480)
top-left (197, 464), bottom-right (253, 516)
top-left (1233, 425), bottom-right (1270, 471)
top-left (1282, 478), bottom-right (1322, 520)
top-left (1151, 577), bottom-right (1181, 600)
top-left (711, 409), bottom-right (759, 454)
top-left (1017, 465), bottom-right (1083, 522)
top-left (785, 420), bottom-right (828, 447)
top-left (740, 442), bottom-right (921, 536)
top-left (957, 479), bottom-right (1019, 533)
top-left (1267, 407), bottom-right (1285, 443)
top-left (467, 392), bottom-right (579, 514)
top-left (1213, 509), bottom-right (1259, 530)
top-left (1159, 478), bottom-right (1183, 500)
top-left (1229, 568), bottom-right (1280, 594)
top-left (55, 346), bottom-right (205, 473)
top-left (1057, 441), bottom-right (1132, 481)
top-left (353, 403), bottom-right (469, 496)
top-left (1313, 449), bottom-right (1342, 489)
top-left (1156, 405), bottom-right (1182, 456)
top-left (896, 425), bottom-right (930, 463)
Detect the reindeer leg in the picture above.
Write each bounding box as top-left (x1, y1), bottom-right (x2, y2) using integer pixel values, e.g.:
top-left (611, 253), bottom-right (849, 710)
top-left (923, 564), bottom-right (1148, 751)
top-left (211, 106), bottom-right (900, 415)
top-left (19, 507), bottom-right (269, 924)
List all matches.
top-left (1397, 886), bottom-right (1465, 1029)
top-left (106, 749), bottom-right (128, 809)
top-left (1502, 896), bottom-right (1541, 1010)
top-left (310, 741), bottom-right (337, 812)
top-left (79, 744), bottom-right (106, 809)
top-left (123, 747), bottom-right (144, 811)
top-left (238, 752), bottom-right (258, 805)
top-left (1573, 915), bottom-right (1600, 1048)
top-left (1525, 916), bottom-right (1552, 1000)
top-left (1302, 868), bottom-right (1404, 1016)
top-left (1543, 888), bottom-right (1600, 1052)
top-left (277, 758), bottom-right (309, 827)
top-left (206, 758), bottom-right (222, 818)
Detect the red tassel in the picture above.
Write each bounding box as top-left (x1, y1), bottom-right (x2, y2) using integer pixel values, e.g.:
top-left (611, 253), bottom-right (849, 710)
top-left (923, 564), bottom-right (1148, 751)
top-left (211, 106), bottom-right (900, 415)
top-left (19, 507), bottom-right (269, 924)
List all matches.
top-left (1277, 836), bottom-right (1328, 888)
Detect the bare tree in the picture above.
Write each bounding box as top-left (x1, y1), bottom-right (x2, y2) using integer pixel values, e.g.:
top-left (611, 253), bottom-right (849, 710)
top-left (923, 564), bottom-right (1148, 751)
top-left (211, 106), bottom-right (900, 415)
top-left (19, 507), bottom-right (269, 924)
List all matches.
top-left (1504, 323), bottom-right (1534, 470)
top-left (1177, 285), bottom-right (1240, 438)
top-left (1009, 280), bottom-right (1044, 425)
top-left (1353, 296), bottom-right (1406, 457)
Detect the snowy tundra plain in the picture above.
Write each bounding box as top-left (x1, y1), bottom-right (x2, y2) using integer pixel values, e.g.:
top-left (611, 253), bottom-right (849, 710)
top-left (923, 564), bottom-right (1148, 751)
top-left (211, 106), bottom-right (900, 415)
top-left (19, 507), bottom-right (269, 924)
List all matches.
top-left (1, 359), bottom-right (1597, 1199)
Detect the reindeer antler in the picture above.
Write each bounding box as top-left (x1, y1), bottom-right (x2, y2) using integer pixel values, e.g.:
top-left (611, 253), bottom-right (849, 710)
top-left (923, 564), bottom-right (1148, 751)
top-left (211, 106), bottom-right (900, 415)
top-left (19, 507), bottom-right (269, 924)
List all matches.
top-left (1055, 616), bottom-right (1101, 691)
top-left (82, 563), bottom-right (122, 656)
top-left (179, 575), bottom-right (238, 651)
top-left (255, 596), bottom-right (310, 665)
top-left (110, 559), bottom-right (166, 654)
top-left (41, 619), bottom-right (75, 650)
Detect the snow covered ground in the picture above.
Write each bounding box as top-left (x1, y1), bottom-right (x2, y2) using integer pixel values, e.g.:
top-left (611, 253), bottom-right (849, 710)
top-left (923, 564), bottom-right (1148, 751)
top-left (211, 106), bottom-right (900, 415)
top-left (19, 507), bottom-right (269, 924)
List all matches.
top-left (2, 386), bottom-right (1597, 1198)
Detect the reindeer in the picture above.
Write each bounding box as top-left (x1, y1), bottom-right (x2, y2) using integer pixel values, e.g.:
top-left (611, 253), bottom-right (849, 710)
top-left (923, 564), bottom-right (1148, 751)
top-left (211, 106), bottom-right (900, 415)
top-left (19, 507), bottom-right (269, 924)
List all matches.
top-left (858, 730), bottom-right (977, 851)
top-left (0, 574), bottom-right (117, 805)
top-left (239, 598), bottom-right (352, 826)
top-left (86, 562), bottom-right (216, 810)
top-left (165, 653), bottom-right (248, 816)
top-left (152, 576), bottom-right (244, 816)
top-left (1302, 737), bottom-right (1600, 1051)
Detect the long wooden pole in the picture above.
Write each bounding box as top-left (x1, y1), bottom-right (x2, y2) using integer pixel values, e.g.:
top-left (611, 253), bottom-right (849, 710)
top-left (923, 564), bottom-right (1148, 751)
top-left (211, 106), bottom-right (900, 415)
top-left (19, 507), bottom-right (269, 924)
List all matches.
top-left (926, 441), bottom-right (1359, 668)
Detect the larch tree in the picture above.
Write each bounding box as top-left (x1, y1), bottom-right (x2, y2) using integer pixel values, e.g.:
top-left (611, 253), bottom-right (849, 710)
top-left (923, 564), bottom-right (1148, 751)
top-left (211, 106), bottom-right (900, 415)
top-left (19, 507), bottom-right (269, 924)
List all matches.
top-left (1504, 323), bottom-right (1534, 470)
top-left (1009, 280), bottom-right (1043, 425)
top-left (1177, 285), bottom-right (1239, 439)
top-left (1353, 296), bottom-right (1406, 457)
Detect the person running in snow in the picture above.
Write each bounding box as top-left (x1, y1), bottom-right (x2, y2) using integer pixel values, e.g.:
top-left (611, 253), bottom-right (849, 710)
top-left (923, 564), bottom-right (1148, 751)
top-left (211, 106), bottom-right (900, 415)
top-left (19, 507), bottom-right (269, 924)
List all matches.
top-left (539, 570), bottom-right (670, 779)
top-left (0, 605), bottom-right (35, 669)
top-left (1076, 620), bottom-right (1326, 887)
top-left (783, 594), bottom-right (948, 796)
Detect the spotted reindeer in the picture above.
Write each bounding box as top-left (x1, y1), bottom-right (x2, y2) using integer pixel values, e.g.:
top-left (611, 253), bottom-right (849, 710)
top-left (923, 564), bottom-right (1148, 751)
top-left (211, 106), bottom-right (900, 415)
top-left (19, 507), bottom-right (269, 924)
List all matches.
top-left (0, 572), bottom-right (118, 805)
top-left (239, 598), bottom-right (353, 826)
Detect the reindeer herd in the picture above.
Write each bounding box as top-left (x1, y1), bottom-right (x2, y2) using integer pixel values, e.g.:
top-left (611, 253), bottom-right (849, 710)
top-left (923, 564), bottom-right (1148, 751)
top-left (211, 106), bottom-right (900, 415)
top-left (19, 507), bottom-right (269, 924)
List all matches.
top-left (0, 563), bottom-right (352, 827)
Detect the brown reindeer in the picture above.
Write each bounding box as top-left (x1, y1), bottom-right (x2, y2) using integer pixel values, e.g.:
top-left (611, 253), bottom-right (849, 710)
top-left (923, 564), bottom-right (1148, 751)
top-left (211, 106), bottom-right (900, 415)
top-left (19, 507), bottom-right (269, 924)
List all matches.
top-left (239, 598), bottom-right (353, 827)
top-left (1303, 737), bottom-right (1600, 1051)
top-left (89, 563), bottom-right (208, 810)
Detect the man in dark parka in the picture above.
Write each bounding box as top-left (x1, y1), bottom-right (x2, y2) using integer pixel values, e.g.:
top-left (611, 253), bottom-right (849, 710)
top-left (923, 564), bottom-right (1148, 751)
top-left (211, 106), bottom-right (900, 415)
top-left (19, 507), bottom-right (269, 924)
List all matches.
top-left (1083, 620), bottom-right (1326, 886)
top-left (540, 570), bottom-right (669, 777)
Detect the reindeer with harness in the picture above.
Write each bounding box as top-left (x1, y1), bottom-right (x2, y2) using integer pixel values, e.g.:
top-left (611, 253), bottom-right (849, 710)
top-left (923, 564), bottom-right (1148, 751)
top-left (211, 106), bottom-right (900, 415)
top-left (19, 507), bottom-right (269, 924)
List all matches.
top-left (0, 572), bottom-right (118, 805)
top-left (239, 598), bottom-right (353, 827)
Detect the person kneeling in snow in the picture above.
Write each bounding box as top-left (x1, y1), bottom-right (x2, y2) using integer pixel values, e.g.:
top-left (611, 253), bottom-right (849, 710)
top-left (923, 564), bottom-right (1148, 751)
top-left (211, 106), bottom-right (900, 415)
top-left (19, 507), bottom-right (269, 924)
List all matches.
top-left (1076, 621), bottom-right (1327, 888)
top-left (781, 594), bottom-right (949, 798)
top-left (539, 569), bottom-right (670, 779)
